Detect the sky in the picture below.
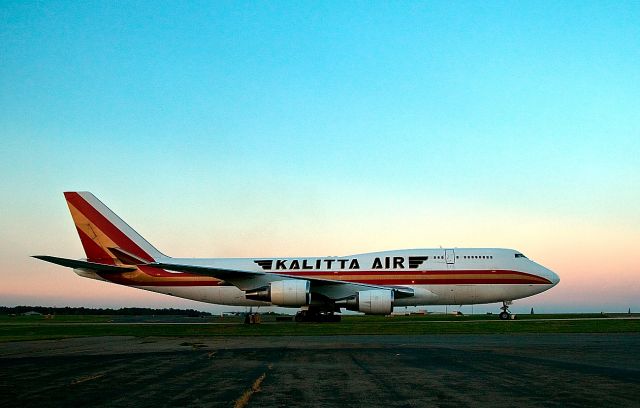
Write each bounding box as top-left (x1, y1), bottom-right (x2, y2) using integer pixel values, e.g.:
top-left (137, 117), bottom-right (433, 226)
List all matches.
top-left (1, 1), bottom-right (638, 314)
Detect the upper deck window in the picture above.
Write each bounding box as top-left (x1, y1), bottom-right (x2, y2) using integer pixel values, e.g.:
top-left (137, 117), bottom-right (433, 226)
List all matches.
top-left (515, 253), bottom-right (527, 258)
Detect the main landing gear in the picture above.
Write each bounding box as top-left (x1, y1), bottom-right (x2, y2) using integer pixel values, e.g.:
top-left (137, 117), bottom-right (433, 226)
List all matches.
top-left (294, 309), bottom-right (341, 323)
top-left (499, 301), bottom-right (512, 320)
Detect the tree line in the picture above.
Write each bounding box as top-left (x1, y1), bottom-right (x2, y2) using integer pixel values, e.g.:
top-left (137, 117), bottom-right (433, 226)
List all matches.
top-left (0, 306), bottom-right (212, 317)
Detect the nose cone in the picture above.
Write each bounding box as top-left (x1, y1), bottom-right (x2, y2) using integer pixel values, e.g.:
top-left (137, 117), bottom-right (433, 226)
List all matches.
top-left (530, 261), bottom-right (559, 286)
top-left (547, 268), bottom-right (560, 286)
top-left (538, 264), bottom-right (560, 286)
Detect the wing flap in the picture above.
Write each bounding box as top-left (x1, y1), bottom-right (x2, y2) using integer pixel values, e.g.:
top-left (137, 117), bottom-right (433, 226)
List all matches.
top-left (149, 262), bottom-right (260, 278)
top-left (149, 262), bottom-right (270, 290)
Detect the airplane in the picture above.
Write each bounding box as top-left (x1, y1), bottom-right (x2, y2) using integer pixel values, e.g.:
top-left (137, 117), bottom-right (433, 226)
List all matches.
top-left (34, 192), bottom-right (560, 322)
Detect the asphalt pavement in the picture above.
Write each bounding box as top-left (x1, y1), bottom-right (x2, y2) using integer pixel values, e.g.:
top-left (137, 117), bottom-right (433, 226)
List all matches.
top-left (1, 334), bottom-right (638, 407)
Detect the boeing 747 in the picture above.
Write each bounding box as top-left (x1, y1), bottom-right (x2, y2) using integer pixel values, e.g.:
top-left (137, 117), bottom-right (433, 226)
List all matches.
top-left (34, 192), bottom-right (559, 321)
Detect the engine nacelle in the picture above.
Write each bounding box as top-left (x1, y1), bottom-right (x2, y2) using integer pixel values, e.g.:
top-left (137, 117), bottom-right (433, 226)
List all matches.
top-left (340, 289), bottom-right (394, 315)
top-left (245, 280), bottom-right (310, 307)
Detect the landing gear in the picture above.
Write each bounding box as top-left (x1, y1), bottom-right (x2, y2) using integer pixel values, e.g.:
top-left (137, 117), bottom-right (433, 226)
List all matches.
top-left (294, 309), bottom-right (341, 323)
top-left (294, 310), bottom-right (306, 322)
top-left (499, 301), bottom-right (512, 320)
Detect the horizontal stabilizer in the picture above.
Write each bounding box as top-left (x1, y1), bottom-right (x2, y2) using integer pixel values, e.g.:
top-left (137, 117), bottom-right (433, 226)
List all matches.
top-left (108, 247), bottom-right (148, 265)
top-left (32, 255), bottom-right (137, 273)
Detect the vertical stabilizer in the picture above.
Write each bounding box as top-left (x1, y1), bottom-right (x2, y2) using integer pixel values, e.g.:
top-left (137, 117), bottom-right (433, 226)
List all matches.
top-left (63, 192), bottom-right (166, 264)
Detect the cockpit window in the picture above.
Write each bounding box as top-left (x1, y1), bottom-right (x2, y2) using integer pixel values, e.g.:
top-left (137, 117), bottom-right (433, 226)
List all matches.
top-left (515, 253), bottom-right (527, 258)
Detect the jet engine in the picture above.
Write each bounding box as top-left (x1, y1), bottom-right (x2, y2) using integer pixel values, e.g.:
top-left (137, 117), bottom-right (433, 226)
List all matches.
top-left (340, 289), bottom-right (394, 315)
top-left (245, 280), bottom-right (311, 306)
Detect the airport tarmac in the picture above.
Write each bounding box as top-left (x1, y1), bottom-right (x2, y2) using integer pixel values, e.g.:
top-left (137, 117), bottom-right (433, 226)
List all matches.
top-left (1, 334), bottom-right (639, 407)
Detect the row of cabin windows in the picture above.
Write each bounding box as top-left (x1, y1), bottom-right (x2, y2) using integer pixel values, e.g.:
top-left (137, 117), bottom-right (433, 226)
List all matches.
top-left (460, 255), bottom-right (493, 259)
top-left (426, 254), bottom-right (524, 260)
top-left (422, 256), bottom-right (493, 260)
top-left (430, 255), bottom-right (494, 260)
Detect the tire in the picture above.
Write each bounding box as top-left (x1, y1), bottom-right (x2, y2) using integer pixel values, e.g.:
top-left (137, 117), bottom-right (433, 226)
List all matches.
top-left (499, 311), bottom-right (510, 320)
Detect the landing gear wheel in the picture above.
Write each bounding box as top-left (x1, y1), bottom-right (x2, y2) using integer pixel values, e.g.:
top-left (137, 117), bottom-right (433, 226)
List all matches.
top-left (499, 301), bottom-right (512, 320)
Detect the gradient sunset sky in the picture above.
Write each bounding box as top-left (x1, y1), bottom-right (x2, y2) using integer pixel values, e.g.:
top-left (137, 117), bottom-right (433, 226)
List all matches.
top-left (1, 2), bottom-right (638, 313)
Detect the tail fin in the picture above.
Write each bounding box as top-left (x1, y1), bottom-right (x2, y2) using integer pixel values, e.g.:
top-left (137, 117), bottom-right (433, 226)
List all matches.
top-left (64, 192), bottom-right (167, 265)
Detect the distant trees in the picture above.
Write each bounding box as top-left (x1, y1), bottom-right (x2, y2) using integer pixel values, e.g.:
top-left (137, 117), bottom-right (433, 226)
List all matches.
top-left (0, 306), bottom-right (212, 317)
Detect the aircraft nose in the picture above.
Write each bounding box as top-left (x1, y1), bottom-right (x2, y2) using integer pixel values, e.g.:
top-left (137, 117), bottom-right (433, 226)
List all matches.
top-left (546, 267), bottom-right (560, 286)
top-left (532, 262), bottom-right (559, 286)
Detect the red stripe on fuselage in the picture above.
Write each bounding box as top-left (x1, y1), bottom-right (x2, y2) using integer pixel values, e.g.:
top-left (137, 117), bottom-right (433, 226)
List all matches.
top-left (281, 269), bottom-right (536, 277)
top-left (282, 269), bottom-right (550, 283)
top-left (97, 268), bottom-right (550, 287)
top-left (65, 192), bottom-right (154, 262)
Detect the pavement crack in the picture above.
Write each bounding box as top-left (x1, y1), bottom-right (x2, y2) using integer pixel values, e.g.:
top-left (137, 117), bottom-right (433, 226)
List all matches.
top-left (70, 373), bottom-right (104, 385)
top-left (233, 372), bottom-right (267, 408)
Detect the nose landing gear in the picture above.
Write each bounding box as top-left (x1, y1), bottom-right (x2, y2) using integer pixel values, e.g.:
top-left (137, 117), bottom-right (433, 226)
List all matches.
top-left (499, 301), bottom-right (512, 320)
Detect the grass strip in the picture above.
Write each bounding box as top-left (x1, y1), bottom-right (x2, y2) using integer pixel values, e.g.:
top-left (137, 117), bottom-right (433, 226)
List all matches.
top-left (1, 318), bottom-right (639, 342)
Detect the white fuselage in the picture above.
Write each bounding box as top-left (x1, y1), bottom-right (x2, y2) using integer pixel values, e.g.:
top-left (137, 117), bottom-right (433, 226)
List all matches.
top-left (76, 248), bottom-right (559, 309)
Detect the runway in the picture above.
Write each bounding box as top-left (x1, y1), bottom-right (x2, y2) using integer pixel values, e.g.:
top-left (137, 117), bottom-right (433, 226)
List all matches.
top-left (1, 333), bottom-right (639, 407)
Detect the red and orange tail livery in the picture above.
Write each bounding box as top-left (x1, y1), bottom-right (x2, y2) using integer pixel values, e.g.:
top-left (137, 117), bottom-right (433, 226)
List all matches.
top-left (63, 192), bottom-right (166, 266)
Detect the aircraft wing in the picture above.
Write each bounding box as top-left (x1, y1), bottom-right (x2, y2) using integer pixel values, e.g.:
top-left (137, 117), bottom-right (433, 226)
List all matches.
top-left (149, 262), bottom-right (415, 300)
top-left (148, 262), bottom-right (273, 291)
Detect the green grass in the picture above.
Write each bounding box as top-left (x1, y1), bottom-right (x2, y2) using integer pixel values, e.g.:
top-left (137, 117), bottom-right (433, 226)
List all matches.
top-left (1, 314), bottom-right (638, 342)
top-left (0, 315), bottom-right (116, 323)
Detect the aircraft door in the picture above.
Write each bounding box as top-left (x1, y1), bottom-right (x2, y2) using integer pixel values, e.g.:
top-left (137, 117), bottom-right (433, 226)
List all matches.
top-left (445, 249), bottom-right (456, 264)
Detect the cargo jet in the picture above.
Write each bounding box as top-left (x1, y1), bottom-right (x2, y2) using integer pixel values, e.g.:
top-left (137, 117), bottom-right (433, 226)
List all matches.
top-left (34, 192), bottom-right (560, 321)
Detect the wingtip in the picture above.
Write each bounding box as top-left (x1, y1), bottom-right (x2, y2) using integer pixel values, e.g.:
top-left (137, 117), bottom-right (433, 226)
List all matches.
top-left (32, 255), bottom-right (55, 262)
